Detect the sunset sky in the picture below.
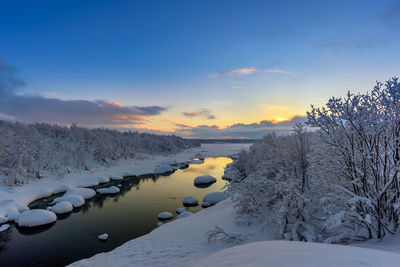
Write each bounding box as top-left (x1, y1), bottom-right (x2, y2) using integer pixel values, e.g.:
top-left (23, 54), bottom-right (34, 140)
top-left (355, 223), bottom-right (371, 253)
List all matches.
top-left (1, 0), bottom-right (400, 138)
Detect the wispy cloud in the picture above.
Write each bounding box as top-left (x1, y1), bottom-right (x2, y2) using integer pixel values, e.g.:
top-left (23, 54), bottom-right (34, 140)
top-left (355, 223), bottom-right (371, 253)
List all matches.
top-left (0, 60), bottom-right (168, 125)
top-left (182, 108), bottom-right (216, 120)
top-left (209, 67), bottom-right (290, 78)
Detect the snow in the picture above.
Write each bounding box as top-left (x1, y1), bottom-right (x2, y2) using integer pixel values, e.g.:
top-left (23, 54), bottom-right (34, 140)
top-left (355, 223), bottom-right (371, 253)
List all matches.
top-left (110, 175), bottom-right (124, 181)
top-left (190, 159), bottom-right (204, 164)
top-left (64, 188), bottom-right (96, 200)
top-left (52, 194), bottom-right (85, 208)
top-left (98, 233), bottom-right (108, 241)
top-left (194, 175), bottom-right (217, 185)
top-left (0, 216), bottom-right (7, 224)
top-left (202, 202), bottom-right (211, 208)
top-left (96, 186), bottom-right (120, 195)
top-left (16, 209), bottom-right (57, 227)
top-left (193, 240), bottom-right (400, 267)
top-left (176, 211), bottom-right (193, 219)
top-left (203, 192), bottom-right (228, 205)
top-left (175, 207), bottom-right (185, 214)
top-left (156, 222), bottom-right (163, 227)
top-left (183, 196), bottom-right (198, 206)
top-left (0, 224), bottom-right (9, 232)
top-left (153, 165), bottom-right (175, 174)
top-left (47, 201), bottom-right (73, 214)
top-left (157, 212), bottom-right (173, 220)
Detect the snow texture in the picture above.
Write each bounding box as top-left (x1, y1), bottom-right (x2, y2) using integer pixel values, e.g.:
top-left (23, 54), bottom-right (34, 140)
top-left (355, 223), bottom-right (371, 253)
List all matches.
top-left (47, 201), bottom-right (73, 214)
top-left (183, 196), bottom-right (198, 206)
top-left (96, 186), bottom-right (120, 195)
top-left (157, 212), bottom-right (173, 220)
top-left (203, 192), bottom-right (228, 205)
top-left (98, 234), bottom-right (108, 241)
top-left (175, 207), bottom-right (185, 214)
top-left (176, 211), bottom-right (193, 219)
top-left (17, 209), bottom-right (57, 227)
top-left (194, 175), bottom-right (217, 185)
top-left (52, 194), bottom-right (85, 208)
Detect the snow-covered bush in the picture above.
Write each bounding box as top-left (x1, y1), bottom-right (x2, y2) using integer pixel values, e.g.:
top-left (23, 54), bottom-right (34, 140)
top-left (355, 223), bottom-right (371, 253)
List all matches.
top-left (228, 78), bottom-right (400, 242)
top-left (0, 120), bottom-right (199, 185)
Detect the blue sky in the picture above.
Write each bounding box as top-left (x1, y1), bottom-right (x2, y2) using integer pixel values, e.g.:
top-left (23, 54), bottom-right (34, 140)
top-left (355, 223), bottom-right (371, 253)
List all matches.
top-left (0, 0), bottom-right (399, 138)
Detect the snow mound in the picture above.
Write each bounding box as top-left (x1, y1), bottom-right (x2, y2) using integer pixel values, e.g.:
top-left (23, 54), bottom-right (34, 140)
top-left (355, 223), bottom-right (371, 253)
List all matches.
top-left (193, 240), bottom-right (400, 267)
top-left (110, 175), bottom-right (124, 181)
top-left (65, 188), bottom-right (96, 200)
top-left (203, 192), bottom-right (228, 205)
top-left (96, 186), bottom-right (120, 195)
top-left (0, 216), bottom-right (7, 224)
top-left (47, 201), bottom-right (73, 214)
top-left (53, 194), bottom-right (85, 208)
top-left (202, 202), bottom-right (211, 208)
top-left (157, 212), bottom-right (173, 220)
top-left (176, 207), bottom-right (185, 214)
top-left (183, 196), bottom-right (198, 206)
top-left (194, 175), bottom-right (217, 185)
top-left (0, 224), bottom-right (9, 232)
top-left (17, 209), bottom-right (57, 227)
top-left (153, 165), bottom-right (175, 174)
top-left (98, 233), bottom-right (108, 241)
top-left (176, 211), bottom-right (193, 219)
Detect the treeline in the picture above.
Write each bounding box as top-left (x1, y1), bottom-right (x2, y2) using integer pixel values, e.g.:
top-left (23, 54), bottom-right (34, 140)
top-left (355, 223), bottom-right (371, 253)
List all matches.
top-left (0, 121), bottom-right (199, 185)
top-left (226, 78), bottom-right (400, 242)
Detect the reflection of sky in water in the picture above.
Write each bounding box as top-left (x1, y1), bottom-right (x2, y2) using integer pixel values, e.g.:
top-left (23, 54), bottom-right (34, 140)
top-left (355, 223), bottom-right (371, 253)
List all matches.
top-left (0, 157), bottom-right (232, 266)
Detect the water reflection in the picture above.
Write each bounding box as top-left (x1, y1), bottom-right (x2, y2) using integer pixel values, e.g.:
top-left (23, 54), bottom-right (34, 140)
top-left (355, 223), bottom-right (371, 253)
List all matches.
top-left (0, 157), bottom-right (232, 267)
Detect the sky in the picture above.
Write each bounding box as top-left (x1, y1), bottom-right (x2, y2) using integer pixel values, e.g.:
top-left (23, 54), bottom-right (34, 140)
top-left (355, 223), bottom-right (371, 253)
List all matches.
top-left (0, 0), bottom-right (399, 138)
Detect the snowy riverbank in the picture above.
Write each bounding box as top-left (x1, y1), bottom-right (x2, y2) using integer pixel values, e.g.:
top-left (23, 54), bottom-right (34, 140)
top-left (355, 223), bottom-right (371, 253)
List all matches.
top-left (0, 143), bottom-right (251, 222)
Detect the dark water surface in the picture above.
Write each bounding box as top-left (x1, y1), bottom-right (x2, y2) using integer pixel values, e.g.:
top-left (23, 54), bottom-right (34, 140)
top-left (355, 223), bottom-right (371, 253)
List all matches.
top-left (0, 157), bottom-right (232, 266)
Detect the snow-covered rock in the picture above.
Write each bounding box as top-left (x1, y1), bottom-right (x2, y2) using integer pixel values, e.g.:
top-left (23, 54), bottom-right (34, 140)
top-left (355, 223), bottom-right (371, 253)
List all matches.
top-left (190, 159), bottom-right (204, 164)
top-left (52, 194), bottom-right (85, 208)
top-left (175, 207), bottom-right (185, 214)
top-left (156, 222), bottom-right (163, 227)
top-left (0, 216), bottom-right (7, 224)
top-left (194, 175), bottom-right (217, 185)
top-left (96, 186), bottom-right (120, 195)
top-left (0, 224), bottom-right (10, 232)
top-left (47, 201), bottom-right (73, 214)
top-left (177, 162), bottom-right (189, 169)
top-left (176, 211), bottom-right (193, 219)
top-left (157, 212), bottom-right (173, 220)
top-left (203, 192), bottom-right (228, 205)
top-left (64, 188), bottom-right (96, 200)
top-left (193, 240), bottom-right (400, 267)
top-left (194, 153), bottom-right (205, 160)
top-left (110, 175), bottom-right (124, 181)
top-left (98, 233), bottom-right (108, 241)
top-left (202, 202), bottom-right (211, 208)
top-left (153, 165), bottom-right (175, 174)
top-left (183, 196), bottom-right (198, 206)
top-left (17, 209), bottom-right (57, 227)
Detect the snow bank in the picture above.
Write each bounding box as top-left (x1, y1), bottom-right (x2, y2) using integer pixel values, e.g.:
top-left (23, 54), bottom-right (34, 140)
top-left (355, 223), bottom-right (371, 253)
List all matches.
top-left (193, 240), bottom-right (400, 267)
top-left (53, 194), bottom-right (85, 208)
top-left (96, 186), bottom-right (120, 195)
top-left (98, 233), bottom-right (108, 241)
top-left (110, 175), bottom-right (124, 181)
top-left (65, 188), bottom-right (96, 200)
top-left (183, 196), bottom-right (198, 206)
top-left (47, 201), bottom-right (73, 214)
top-left (176, 211), bottom-right (193, 219)
top-left (194, 175), bottom-right (217, 185)
top-left (153, 165), bottom-right (175, 174)
top-left (157, 212), bottom-right (173, 220)
top-left (0, 224), bottom-right (9, 232)
top-left (203, 192), bottom-right (228, 205)
top-left (17, 209), bottom-right (57, 227)
top-left (175, 207), bottom-right (185, 214)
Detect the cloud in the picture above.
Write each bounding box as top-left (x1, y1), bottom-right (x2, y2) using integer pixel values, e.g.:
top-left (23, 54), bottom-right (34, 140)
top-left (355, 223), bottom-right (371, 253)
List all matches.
top-left (212, 101), bottom-right (231, 106)
top-left (209, 67), bottom-right (290, 77)
top-left (182, 108), bottom-right (216, 120)
top-left (0, 60), bottom-right (168, 125)
top-left (174, 116), bottom-right (307, 139)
